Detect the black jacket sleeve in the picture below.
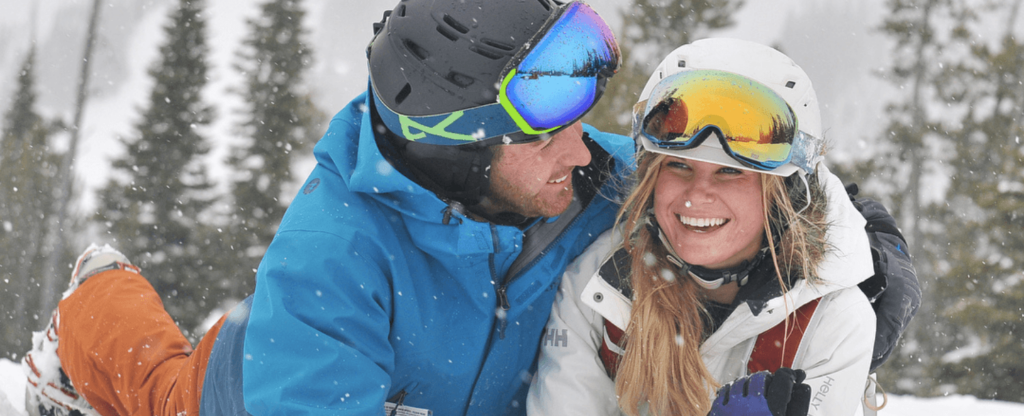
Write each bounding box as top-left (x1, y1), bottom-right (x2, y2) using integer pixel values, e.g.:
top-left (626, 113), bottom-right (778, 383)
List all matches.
top-left (846, 183), bottom-right (922, 371)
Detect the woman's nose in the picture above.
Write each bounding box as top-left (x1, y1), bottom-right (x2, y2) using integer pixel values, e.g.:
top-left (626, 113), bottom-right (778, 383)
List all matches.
top-left (684, 175), bottom-right (717, 205)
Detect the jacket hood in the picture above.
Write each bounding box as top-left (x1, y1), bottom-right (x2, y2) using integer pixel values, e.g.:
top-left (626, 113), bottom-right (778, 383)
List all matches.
top-left (316, 92), bottom-right (455, 224)
top-left (785, 164), bottom-right (874, 299)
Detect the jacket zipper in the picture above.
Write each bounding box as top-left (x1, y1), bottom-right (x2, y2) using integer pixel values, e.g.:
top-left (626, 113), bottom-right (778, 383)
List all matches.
top-left (492, 205), bottom-right (592, 339)
top-left (489, 224), bottom-right (511, 339)
top-left (387, 389), bottom-right (408, 416)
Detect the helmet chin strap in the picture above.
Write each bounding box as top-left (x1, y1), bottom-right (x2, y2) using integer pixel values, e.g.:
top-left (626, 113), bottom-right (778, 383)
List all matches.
top-left (644, 212), bottom-right (767, 290)
top-left (793, 170), bottom-right (812, 215)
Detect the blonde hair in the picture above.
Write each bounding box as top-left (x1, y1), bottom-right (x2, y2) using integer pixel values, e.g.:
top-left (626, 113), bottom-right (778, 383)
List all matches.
top-left (612, 150), bottom-right (829, 416)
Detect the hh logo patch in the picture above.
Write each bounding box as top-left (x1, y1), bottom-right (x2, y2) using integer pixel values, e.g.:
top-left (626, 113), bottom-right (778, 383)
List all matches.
top-left (303, 178), bottom-right (320, 194)
top-left (543, 328), bottom-right (568, 347)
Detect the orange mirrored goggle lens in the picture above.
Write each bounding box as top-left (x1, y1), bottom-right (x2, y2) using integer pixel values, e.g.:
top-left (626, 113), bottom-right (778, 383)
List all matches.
top-left (640, 69), bottom-right (798, 171)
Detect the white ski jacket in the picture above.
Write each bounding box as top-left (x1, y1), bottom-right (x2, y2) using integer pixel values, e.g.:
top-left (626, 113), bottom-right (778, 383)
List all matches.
top-left (527, 166), bottom-right (876, 416)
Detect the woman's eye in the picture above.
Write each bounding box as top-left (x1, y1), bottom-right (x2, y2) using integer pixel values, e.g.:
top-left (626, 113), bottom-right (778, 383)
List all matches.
top-left (718, 167), bottom-right (743, 175)
top-left (666, 161), bottom-right (690, 170)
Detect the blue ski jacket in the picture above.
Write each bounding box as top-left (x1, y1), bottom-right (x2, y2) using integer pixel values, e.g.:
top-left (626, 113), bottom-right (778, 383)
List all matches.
top-left (199, 91), bottom-right (634, 415)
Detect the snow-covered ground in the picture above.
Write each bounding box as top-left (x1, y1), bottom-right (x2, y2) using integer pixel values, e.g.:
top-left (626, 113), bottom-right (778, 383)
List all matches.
top-left (2, 358), bottom-right (1023, 416)
top-left (1, 359), bottom-right (25, 416)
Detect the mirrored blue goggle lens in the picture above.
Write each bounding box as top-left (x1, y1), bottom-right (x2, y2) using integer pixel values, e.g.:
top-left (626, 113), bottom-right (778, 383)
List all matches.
top-left (504, 2), bottom-right (620, 130)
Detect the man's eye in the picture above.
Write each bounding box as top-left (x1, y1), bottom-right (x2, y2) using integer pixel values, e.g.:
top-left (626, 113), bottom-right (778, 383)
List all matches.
top-left (533, 136), bottom-right (555, 149)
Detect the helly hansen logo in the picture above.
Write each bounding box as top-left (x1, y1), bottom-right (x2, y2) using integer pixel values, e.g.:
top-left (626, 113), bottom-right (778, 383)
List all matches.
top-left (810, 376), bottom-right (834, 412)
top-left (543, 328), bottom-right (568, 347)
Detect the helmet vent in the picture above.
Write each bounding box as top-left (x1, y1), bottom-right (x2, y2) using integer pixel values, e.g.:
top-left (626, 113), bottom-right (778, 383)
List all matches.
top-left (537, 0), bottom-right (552, 11)
top-left (471, 46), bottom-right (504, 60)
top-left (482, 38), bottom-right (515, 51)
top-left (404, 39), bottom-right (429, 60)
top-left (395, 5), bottom-right (406, 17)
top-left (677, 60), bottom-right (686, 67)
top-left (437, 25), bottom-right (460, 41)
top-left (785, 81), bottom-right (796, 88)
top-left (442, 14), bottom-right (470, 34)
top-left (447, 71), bottom-right (475, 88)
top-left (395, 83), bottom-right (412, 105)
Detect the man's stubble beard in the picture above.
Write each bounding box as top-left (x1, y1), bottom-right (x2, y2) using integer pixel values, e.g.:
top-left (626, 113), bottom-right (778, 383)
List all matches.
top-left (483, 173), bottom-right (576, 219)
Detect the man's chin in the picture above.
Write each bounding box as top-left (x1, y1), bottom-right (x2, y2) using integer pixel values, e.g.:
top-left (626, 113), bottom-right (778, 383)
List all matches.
top-left (533, 190), bottom-right (575, 218)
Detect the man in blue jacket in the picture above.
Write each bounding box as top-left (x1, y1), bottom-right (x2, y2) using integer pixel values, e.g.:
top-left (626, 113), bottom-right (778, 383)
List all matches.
top-left (227, 1), bottom-right (634, 414)
top-left (26, 2), bottom-right (634, 415)
top-left (24, 1), bottom-right (919, 415)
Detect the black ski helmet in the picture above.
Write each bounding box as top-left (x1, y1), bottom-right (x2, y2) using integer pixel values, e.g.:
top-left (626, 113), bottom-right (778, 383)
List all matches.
top-left (366, 0), bottom-right (601, 223)
top-left (368, 0), bottom-right (555, 116)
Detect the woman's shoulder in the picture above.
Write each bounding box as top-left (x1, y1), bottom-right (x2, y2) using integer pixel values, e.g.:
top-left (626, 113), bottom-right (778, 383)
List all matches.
top-left (818, 285), bottom-right (875, 325)
top-left (558, 229), bottom-right (637, 331)
top-left (562, 228), bottom-right (622, 287)
top-left (796, 286), bottom-right (875, 363)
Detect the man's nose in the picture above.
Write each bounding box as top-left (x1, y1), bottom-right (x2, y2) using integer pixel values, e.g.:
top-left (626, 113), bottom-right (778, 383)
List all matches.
top-left (550, 122), bottom-right (592, 167)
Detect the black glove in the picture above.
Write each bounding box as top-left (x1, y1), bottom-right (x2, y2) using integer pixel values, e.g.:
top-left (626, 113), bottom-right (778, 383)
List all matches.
top-left (708, 368), bottom-right (811, 416)
top-left (846, 183), bottom-right (923, 371)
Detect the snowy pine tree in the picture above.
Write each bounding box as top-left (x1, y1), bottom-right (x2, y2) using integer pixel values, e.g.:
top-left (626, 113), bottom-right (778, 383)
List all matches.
top-left (94, 0), bottom-right (220, 336)
top-left (0, 49), bottom-right (65, 358)
top-left (841, 0), bottom-right (966, 395)
top-left (931, 2), bottom-right (1024, 399)
top-left (221, 0), bottom-right (324, 300)
top-left (854, 0), bottom-right (1024, 401)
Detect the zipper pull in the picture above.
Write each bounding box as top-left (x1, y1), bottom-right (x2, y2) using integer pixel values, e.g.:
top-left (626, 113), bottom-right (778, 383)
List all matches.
top-left (441, 201), bottom-right (466, 225)
top-left (496, 286), bottom-right (510, 339)
top-left (441, 206), bottom-right (454, 225)
top-left (497, 286), bottom-right (510, 311)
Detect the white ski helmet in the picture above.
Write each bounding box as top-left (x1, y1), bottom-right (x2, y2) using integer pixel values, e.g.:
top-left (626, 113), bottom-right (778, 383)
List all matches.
top-left (633, 38), bottom-right (824, 177)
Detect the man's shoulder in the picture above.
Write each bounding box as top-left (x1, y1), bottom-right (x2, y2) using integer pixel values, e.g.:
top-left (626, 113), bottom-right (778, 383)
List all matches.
top-left (582, 124), bottom-right (633, 162)
top-left (581, 125), bottom-right (635, 191)
top-left (279, 167), bottom-right (400, 239)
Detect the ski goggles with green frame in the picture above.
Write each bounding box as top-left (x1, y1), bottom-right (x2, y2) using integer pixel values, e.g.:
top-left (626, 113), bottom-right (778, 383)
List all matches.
top-left (373, 0), bottom-right (620, 146)
top-left (635, 69), bottom-right (823, 176)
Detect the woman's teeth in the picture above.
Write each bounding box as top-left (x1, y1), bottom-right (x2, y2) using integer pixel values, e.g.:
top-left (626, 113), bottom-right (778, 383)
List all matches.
top-left (678, 215), bottom-right (727, 228)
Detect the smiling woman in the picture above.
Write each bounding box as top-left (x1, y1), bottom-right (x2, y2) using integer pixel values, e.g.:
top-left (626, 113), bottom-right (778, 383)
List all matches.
top-left (527, 38), bottom-right (883, 416)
